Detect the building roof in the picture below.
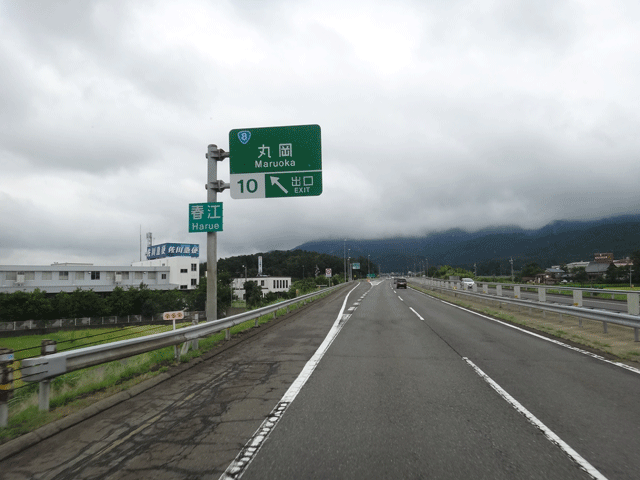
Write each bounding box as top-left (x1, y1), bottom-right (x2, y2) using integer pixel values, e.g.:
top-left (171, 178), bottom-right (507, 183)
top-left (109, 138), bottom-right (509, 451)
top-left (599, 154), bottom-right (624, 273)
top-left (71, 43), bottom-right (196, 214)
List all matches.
top-left (545, 268), bottom-right (565, 274)
top-left (585, 262), bottom-right (611, 274)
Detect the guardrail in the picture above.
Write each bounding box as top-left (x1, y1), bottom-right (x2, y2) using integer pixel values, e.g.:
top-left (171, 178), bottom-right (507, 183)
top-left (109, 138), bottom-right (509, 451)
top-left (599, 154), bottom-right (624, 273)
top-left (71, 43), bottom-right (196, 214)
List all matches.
top-left (10, 284), bottom-right (346, 417)
top-left (0, 313), bottom-right (205, 335)
top-left (410, 278), bottom-right (640, 341)
top-left (416, 278), bottom-right (640, 316)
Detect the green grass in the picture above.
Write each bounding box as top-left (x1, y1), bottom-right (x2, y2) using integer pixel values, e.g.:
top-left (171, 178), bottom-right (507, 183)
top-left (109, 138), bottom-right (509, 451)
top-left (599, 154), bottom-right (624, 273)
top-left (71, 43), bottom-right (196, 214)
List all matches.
top-left (0, 322), bottom-right (193, 361)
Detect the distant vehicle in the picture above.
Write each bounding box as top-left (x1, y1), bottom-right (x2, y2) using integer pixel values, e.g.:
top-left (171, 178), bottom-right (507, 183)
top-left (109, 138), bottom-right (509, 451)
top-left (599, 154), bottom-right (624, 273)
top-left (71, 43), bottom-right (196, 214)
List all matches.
top-left (396, 278), bottom-right (407, 289)
top-left (461, 278), bottom-right (475, 289)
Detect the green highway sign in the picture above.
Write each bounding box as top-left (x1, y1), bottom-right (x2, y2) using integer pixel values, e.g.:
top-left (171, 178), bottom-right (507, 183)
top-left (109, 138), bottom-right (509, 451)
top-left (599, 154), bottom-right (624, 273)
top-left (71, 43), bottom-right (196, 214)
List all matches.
top-left (229, 124), bottom-right (322, 199)
top-left (189, 202), bottom-right (223, 232)
top-left (352, 263), bottom-right (360, 270)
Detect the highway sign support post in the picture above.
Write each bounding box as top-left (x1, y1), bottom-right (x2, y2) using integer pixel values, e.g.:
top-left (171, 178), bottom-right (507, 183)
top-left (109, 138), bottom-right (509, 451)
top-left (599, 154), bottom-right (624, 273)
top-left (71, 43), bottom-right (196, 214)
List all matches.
top-left (205, 145), bottom-right (230, 323)
top-left (195, 126), bottom-right (320, 321)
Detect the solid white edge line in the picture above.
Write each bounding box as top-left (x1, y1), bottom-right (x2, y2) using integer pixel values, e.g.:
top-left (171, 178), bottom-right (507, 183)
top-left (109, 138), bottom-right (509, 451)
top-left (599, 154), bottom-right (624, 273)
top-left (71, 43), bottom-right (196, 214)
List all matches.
top-left (409, 307), bottom-right (424, 321)
top-left (463, 357), bottom-right (608, 480)
top-left (219, 283), bottom-right (360, 480)
top-left (413, 288), bottom-right (640, 376)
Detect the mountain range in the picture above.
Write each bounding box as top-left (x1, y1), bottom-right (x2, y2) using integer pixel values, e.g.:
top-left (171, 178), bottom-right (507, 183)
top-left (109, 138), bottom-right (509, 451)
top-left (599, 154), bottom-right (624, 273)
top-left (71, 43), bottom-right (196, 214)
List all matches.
top-left (293, 214), bottom-right (640, 275)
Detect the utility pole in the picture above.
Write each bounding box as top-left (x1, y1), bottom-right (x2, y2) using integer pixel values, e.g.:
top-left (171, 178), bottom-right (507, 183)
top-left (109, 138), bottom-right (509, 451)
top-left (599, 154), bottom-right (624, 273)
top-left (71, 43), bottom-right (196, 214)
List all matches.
top-left (205, 145), bottom-right (229, 322)
top-left (510, 257), bottom-right (514, 282)
top-left (344, 239), bottom-right (346, 283)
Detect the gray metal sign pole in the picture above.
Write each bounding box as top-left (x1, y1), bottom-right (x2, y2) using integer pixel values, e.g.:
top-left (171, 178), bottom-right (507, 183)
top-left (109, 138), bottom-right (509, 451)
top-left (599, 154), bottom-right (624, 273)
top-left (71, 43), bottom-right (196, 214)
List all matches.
top-left (206, 145), bottom-right (229, 322)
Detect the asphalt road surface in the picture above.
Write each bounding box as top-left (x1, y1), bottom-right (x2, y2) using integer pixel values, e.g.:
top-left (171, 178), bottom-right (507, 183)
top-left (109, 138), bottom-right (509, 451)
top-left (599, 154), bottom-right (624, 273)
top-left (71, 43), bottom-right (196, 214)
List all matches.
top-left (4, 280), bottom-right (640, 479)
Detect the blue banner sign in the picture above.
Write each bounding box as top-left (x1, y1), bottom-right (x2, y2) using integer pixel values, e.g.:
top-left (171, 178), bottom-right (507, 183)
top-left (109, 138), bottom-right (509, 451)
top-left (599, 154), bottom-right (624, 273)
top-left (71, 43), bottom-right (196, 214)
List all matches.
top-left (146, 243), bottom-right (200, 260)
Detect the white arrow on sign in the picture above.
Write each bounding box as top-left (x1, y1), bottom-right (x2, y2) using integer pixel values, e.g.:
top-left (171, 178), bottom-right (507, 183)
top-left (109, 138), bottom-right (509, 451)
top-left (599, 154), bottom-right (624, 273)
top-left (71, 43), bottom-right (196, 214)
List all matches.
top-left (270, 176), bottom-right (288, 194)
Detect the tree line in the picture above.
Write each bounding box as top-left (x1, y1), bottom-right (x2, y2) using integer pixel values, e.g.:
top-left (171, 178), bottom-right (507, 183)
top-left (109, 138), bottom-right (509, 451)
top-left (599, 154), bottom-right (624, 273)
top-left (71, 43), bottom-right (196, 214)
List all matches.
top-left (217, 249), bottom-right (378, 280)
top-left (0, 250), bottom-right (373, 322)
top-left (0, 285), bottom-right (200, 322)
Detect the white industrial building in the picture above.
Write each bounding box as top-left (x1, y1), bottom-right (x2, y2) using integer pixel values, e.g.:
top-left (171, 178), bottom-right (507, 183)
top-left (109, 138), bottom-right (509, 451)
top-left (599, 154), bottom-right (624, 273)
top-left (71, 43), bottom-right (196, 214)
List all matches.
top-left (232, 276), bottom-right (292, 300)
top-left (0, 242), bottom-right (201, 295)
top-left (0, 263), bottom-right (174, 294)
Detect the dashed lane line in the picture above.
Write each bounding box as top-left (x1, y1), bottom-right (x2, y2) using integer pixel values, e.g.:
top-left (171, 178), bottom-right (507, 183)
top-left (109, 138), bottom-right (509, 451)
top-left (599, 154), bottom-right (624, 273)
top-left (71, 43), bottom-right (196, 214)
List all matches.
top-left (409, 307), bottom-right (424, 321)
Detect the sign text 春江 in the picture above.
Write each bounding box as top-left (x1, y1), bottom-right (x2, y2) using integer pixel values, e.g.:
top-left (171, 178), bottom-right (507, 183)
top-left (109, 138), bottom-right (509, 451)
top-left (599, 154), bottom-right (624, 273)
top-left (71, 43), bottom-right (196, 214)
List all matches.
top-left (189, 202), bottom-right (223, 232)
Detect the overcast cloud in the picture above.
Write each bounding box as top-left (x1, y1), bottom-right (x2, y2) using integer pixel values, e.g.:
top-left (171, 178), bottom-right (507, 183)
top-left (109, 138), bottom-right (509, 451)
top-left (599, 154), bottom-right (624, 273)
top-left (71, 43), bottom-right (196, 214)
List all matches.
top-left (2, 0), bottom-right (640, 266)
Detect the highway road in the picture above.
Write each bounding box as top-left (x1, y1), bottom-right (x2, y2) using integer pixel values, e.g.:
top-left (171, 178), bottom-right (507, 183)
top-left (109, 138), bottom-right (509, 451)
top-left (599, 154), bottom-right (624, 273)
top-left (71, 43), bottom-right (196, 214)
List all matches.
top-left (238, 280), bottom-right (640, 479)
top-left (4, 280), bottom-right (640, 479)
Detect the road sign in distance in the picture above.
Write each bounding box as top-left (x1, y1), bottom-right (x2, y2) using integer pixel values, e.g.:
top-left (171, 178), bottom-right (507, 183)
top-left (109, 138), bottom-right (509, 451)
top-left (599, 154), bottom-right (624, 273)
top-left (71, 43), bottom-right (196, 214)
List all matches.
top-left (163, 311), bottom-right (185, 321)
top-left (229, 124), bottom-right (322, 199)
top-left (189, 202), bottom-right (223, 232)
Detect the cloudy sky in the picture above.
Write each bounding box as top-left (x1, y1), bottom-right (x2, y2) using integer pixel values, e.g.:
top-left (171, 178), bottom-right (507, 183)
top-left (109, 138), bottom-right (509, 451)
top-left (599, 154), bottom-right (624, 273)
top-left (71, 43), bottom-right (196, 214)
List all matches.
top-left (2, 0), bottom-right (640, 266)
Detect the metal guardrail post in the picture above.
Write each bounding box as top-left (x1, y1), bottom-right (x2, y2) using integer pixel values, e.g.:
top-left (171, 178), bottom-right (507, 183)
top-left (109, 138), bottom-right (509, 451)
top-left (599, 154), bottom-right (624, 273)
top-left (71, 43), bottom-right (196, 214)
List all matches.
top-left (0, 349), bottom-right (14, 428)
top-left (191, 314), bottom-right (199, 351)
top-left (514, 286), bottom-right (520, 299)
top-left (496, 285), bottom-right (503, 297)
top-left (538, 287), bottom-right (547, 303)
top-left (483, 284), bottom-right (488, 294)
top-left (573, 290), bottom-right (583, 307)
top-left (39, 340), bottom-right (57, 411)
top-left (628, 293), bottom-right (640, 316)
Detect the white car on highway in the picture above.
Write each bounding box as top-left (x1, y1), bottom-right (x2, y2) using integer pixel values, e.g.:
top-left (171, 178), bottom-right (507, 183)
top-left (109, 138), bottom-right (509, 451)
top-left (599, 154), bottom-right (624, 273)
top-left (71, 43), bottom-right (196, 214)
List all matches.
top-left (461, 278), bottom-right (475, 289)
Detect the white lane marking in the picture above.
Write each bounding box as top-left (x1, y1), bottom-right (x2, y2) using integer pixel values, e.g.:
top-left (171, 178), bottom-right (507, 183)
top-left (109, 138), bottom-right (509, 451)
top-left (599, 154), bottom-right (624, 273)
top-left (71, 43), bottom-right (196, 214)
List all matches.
top-left (464, 357), bottom-right (607, 480)
top-left (414, 290), bottom-right (640, 376)
top-left (220, 284), bottom-right (360, 480)
top-left (409, 307), bottom-right (424, 321)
